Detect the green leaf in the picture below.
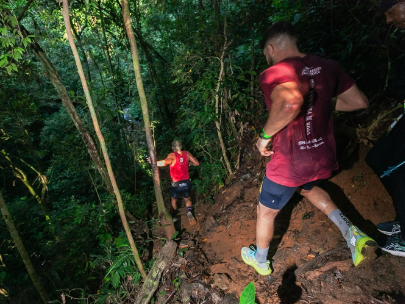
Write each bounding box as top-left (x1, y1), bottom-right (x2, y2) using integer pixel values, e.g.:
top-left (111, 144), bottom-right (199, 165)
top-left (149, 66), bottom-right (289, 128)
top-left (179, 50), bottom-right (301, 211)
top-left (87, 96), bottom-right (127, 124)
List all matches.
top-left (178, 248), bottom-right (188, 258)
top-left (0, 57), bottom-right (8, 68)
top-left (111, 271), bottom-right (120, 288)
top-left (171, 231), bottom-right (179, 239)
top-left (239, 281), bottom-right (256, 304)
top-left (13, 52), bottom-right (21, 61)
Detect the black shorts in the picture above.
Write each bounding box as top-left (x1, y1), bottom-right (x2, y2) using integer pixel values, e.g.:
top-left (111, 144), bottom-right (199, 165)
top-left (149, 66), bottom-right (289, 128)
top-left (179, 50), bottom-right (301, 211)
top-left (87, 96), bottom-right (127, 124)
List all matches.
top-left (259, 176), bottom-right (322, 210)
top-left (170, 179), bottom-right (191, 199)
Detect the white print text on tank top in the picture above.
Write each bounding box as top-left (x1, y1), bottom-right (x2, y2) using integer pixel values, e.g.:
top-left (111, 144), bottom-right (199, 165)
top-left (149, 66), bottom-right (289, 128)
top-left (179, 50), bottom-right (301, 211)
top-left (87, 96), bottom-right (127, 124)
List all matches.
top-left (299, 66), bottom-right (325, 149)
top-left (298, 137), bottom-right (324, 150)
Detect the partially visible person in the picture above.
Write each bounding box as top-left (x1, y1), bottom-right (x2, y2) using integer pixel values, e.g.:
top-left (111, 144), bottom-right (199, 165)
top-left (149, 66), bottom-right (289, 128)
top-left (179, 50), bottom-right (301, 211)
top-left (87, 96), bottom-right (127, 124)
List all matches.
top-left (365, 0), bottom-right (405, 257)
top-left (149, 140), bottom-right (199, 225)
top-left (383, 0), bottom-right (405, 28)
top-left (241, 22), bottom-right (376, 276)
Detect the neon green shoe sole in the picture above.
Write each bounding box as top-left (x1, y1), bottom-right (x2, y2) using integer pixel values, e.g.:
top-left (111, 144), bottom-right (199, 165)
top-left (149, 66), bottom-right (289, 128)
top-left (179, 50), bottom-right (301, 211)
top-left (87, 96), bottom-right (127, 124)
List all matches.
top-left (241, 247), bottom-right (272, 276)
top-left (351, 232), bottom-right (378, 267)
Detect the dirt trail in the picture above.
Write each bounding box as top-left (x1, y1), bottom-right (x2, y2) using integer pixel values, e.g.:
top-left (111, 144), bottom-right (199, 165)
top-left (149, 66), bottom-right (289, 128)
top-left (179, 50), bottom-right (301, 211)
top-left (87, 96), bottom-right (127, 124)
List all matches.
top-left (169, 143), bottom-right (405, 304)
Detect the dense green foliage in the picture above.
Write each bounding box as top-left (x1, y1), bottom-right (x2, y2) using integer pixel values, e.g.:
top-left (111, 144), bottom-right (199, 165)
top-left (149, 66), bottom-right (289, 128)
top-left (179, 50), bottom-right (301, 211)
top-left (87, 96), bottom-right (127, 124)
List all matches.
top-left (1, 0), bottom-right (404, 303)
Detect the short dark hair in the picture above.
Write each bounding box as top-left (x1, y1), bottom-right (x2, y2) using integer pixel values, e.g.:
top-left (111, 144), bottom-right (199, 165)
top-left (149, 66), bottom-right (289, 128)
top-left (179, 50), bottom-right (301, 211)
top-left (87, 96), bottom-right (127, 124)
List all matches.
top-left (172, 140), bottom-right (182, 151)
top-left (259, 22), bottom-right (297, 49)
top-left (380, 0), bottom-right (402, 12)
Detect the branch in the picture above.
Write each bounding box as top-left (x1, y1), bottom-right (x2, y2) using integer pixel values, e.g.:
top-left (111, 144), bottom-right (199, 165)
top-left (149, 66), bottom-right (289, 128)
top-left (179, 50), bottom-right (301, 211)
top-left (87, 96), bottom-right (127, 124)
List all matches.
top-left (18, 0), bottom-right (35, 21)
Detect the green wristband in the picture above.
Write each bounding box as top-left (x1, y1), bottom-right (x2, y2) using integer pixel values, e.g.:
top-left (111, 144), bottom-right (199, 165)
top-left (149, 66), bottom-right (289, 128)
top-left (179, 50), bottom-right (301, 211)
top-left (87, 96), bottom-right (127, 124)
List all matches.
top-left (261, 128), bottom-right (272, 139)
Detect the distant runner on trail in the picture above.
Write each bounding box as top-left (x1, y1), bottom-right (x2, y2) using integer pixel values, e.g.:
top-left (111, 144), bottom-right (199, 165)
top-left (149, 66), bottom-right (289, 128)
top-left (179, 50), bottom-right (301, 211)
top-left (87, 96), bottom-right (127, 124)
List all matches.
top-left (241, 22), bottom-right (376, 276)
top-left (151, 140), bottom-right (199, 225)
top-left (365, 0), bottom-right (405, 257)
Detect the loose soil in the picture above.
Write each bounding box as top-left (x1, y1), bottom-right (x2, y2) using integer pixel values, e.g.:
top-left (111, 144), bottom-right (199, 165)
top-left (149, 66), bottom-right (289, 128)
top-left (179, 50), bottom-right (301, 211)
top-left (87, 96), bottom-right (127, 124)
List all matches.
top-left (153, 141), bottom-right (405, 304)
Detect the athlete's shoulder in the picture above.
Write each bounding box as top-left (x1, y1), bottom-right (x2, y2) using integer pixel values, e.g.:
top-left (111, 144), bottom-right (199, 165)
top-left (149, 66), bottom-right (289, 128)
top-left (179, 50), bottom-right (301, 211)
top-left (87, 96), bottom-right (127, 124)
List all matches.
top-left (259, 62), bottom-right (297, 85)
top-left (167, 152), bottom-right (176, 158)
top-left (305, 54), bottom-right (339, 68)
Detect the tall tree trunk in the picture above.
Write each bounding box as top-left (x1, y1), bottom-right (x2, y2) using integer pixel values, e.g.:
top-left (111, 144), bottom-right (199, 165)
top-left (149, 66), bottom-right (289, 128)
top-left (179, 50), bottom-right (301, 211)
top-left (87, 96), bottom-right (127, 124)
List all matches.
top-left (121, 0), bottom-right (175, 239)
top-left (214, 21), bottom-right (233, 177)
top-left (0, 190), bottom-right (48, 304)
top-left (61, 0), bottom-right (147, 279)
top-left (70, 19), bottom-right (92, 83)
top-left (12, 21), bottom-right (114, 195)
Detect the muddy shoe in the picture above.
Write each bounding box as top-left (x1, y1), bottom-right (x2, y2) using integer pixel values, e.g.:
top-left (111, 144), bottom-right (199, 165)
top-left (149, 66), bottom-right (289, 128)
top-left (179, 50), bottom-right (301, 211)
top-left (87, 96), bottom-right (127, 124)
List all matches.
top-left (348, 226), bottom-right (378, 267)
top-left (241, 247), bottom-right (272, 276)
top-left (381, 235), bottom-right (405, 257)
top-left (187, 211), bottom-right (196, 226)
top-left (377, 221), bottom-right (401, 236)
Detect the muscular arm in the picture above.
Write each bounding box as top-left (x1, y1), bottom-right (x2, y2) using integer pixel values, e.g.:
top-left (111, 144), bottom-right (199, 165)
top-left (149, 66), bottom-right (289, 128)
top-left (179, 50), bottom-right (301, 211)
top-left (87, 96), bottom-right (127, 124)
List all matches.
top-left (335, 84), bottom-right (368, 111)
top-left (156, 153), bottom-right (176, 167)
top-left (187, 152), bottom-right (199, 166)
top-left (257, 81), bottom-right (304, 156)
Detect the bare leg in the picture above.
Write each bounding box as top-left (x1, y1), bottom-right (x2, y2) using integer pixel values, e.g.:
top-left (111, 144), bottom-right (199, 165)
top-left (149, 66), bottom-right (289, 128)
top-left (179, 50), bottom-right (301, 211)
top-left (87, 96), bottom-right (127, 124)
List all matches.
top-left (300, 186), bottom-right (377, 266)
top-left (299, 186), bottom-right (337, 216)
top-left (184, 197), bottom-right (192, 208)
top-left (184, 197), bottom-right (196, 225)
top-left (171, 197), bottom-right (177, 210)
top-left (241, 202), bottom-right (280, 275)
top-left (256, 202), bottom-right (280, 250)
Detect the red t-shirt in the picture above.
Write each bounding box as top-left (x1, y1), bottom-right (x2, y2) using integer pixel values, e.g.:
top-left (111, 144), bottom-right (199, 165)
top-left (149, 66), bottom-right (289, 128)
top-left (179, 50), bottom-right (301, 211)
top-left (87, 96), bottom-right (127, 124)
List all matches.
top-left (259, 54), bottom-right (355, 187)
top-left (169, 151), bottom-right (190, 182)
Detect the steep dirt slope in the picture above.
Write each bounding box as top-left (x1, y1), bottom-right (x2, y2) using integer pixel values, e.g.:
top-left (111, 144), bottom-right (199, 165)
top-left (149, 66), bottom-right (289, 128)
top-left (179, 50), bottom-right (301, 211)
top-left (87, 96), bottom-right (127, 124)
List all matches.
top-left (169, 142), bottom-right (405, 304)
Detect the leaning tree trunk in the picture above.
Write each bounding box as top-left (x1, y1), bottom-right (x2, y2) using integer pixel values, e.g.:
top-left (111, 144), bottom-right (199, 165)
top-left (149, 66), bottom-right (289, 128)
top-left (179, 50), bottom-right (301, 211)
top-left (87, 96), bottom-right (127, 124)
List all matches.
top-left (61, 0), bottom-right (146, 279)
top-left (0, 190), bottom-right (48, 304)
top-left (121, 0), bottom-right (175, 239)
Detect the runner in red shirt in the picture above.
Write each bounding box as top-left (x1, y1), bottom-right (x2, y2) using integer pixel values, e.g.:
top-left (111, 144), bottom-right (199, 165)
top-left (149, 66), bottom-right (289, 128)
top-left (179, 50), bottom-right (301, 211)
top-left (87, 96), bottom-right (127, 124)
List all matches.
top-left (154, 140), bottom-right (199, 225)
top-left (241, 22), bottom-right (377, 275)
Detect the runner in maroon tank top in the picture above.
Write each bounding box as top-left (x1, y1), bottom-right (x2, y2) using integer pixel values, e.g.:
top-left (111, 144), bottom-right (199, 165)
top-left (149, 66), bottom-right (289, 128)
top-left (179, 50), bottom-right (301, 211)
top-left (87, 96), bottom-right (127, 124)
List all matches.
top-left (153, 140), bottom-right (199, 225)
top-left (241, 22), bottom-right (377, 276)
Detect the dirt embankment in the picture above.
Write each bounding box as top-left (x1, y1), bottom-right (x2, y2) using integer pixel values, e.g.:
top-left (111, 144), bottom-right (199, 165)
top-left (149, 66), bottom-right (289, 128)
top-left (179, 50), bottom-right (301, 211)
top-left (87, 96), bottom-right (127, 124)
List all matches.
top-left (154, 139), bottom-right (405, 304)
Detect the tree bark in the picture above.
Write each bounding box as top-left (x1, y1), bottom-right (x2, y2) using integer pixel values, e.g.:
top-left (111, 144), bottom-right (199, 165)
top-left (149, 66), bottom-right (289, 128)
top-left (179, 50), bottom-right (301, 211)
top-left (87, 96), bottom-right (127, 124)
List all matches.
top-left (134, 240), bottom-right (177, 304)
top-left (61, 0), bottom-right (146, 279)
top-left (0, 190), bottom-right (48, 304)
top-left (70, 19), bottom-right (92, 83)
top-left (121, 0), bottom-right (175, 239)
top-left (214, 22), bottom-right (233, 177)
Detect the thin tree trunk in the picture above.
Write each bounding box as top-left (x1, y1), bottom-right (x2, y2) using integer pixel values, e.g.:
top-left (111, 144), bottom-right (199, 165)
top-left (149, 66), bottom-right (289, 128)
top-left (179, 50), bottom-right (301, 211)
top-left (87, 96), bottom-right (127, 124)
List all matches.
top-left (214, 21), bottom-right (233, 177)
top-left (0, 190), bottom-right (48, 304)
top-left (71, 20), bottom-right (92, 83)
top-left (121, 0), bottom-right (175, 239)
top-left (61, 0), bottom-right (147, 279)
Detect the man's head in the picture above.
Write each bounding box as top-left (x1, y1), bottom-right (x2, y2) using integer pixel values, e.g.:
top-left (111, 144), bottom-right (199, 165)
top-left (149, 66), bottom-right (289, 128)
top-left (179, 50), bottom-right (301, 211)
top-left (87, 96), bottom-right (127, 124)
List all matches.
top-left (172, 140), bottom-right (182, 152)
top-left (382, 0), bottom-right (405, 28)
top-left (259, 22), bottom-right (298, 66)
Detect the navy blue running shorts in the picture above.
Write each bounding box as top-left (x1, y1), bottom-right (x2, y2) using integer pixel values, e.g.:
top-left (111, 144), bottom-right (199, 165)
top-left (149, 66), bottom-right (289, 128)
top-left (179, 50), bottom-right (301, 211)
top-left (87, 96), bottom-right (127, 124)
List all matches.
top-left (170, 179), bottom-right (191, 199)
top-left (259, 176), bottom-right (322, 210)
